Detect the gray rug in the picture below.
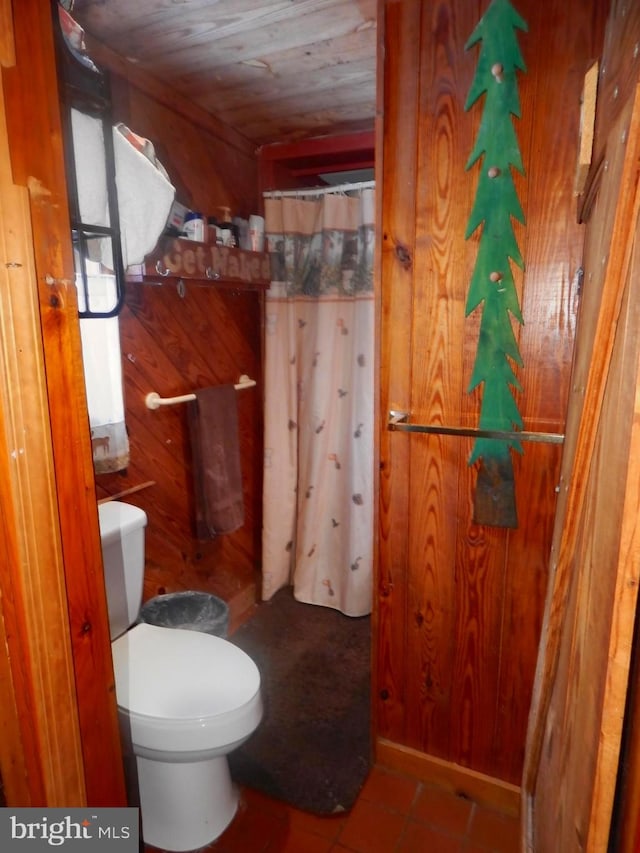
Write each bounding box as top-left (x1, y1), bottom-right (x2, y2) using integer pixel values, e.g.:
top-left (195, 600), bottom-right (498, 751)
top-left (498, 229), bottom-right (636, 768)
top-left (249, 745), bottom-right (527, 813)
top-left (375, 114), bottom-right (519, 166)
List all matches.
top-left (228, 587), bottom-right (371, 814)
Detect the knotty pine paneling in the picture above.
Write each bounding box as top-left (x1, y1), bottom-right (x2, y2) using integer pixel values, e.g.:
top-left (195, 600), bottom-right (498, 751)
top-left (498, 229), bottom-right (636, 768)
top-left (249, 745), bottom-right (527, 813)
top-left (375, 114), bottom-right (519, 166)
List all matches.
top-left (406, 0), bottom-right (478, 767)
top-left (96, 279), bottom-right (263, 624)
top-left (377, 0), bottom-right (608, 786)
top-left (93, 67), bottom-right (263, 625)
top-left (377, 0), bottom-right (422, 743)
top-left (483, 0), bottom-right (601, 781)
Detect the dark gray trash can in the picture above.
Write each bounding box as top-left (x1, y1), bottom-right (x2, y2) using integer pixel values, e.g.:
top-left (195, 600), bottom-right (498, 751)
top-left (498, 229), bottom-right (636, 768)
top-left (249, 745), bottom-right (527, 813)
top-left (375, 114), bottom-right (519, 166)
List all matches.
top-left (139, 590), bottom-right (229, 638)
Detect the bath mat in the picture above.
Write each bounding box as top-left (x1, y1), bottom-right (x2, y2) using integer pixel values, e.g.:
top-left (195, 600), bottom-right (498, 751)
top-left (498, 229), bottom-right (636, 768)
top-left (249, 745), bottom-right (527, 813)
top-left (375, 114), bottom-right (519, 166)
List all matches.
top-left (228, 586), bottom-right (371, 815)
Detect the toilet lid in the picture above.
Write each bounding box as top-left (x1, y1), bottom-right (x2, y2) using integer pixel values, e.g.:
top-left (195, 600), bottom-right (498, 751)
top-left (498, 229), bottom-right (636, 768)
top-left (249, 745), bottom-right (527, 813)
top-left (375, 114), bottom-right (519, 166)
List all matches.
top-left (111, 623), bottom-right (260, 720)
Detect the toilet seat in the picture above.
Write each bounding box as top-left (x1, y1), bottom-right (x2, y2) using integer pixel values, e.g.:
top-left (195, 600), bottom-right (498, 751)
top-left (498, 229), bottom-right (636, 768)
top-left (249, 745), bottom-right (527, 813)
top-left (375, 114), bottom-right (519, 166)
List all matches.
top-left (112, 622), bottom-right (262, 753)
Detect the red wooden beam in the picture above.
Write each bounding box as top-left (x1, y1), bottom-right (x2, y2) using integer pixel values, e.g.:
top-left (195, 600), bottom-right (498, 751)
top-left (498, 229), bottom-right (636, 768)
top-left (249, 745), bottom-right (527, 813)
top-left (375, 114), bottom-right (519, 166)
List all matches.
top-left (289, 158), bottom-right (375, 177)
top-left (258, 130), bottom-right (375, 195)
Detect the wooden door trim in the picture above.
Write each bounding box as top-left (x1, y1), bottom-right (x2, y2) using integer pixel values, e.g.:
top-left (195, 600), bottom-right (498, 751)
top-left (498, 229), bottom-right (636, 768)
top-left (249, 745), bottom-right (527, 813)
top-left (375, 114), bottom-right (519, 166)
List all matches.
top-left (523, 82), bottom-right (640, 848)
top-left (377, 738), bottom-right (521, 816)
top-left (590, 238), bottom-right (640, 846)
top-left (0, 0), bottom-right (126, 806)
top-left (0, 75), bottom-right (86, 806)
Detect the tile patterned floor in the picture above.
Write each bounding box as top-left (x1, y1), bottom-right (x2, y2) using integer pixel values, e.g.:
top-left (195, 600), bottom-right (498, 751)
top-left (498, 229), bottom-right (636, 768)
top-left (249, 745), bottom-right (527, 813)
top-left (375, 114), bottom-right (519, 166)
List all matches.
top-left (146, 764), bottom-right (520, 852)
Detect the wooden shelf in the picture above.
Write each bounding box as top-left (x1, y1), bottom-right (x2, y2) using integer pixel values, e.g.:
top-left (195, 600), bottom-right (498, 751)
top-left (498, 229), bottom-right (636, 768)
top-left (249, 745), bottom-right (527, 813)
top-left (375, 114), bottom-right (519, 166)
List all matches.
top-left (127, 236), bottom-right (271, 290)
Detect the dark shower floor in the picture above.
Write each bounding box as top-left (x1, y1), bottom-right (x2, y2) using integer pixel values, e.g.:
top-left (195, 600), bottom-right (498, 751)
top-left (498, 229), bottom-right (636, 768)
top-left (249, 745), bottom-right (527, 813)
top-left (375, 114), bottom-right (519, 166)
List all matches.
top-left (228, 586), bottom-right (372, 815)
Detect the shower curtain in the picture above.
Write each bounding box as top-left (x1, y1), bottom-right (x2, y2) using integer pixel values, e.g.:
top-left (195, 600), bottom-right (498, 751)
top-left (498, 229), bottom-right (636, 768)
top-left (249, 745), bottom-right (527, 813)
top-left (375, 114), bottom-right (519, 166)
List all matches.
top-left (262, 186), bottom-right (375, 617)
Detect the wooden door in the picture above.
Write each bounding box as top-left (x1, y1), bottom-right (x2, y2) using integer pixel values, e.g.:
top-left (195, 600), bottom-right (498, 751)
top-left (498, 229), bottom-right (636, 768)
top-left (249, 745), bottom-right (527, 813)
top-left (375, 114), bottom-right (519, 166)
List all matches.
top-left (376, 0), bottom-right (606, 795)
top-left (523, 4), bottom-right (640, 849)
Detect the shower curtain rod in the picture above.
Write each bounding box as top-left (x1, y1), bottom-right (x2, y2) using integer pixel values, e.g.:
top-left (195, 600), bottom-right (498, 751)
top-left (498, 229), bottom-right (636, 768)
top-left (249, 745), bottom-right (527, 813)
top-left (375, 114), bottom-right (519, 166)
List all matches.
top-left (263, 179), bottom-right (375, 199)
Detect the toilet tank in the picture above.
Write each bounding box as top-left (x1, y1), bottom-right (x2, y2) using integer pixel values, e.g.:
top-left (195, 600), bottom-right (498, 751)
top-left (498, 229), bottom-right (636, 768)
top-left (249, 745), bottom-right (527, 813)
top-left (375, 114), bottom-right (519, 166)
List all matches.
top-left (98, 500), bottom-right (147, 640)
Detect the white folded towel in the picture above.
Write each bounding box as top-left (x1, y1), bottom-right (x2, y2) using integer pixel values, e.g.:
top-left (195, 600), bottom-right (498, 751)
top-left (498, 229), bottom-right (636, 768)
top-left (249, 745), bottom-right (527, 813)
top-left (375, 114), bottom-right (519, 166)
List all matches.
top-left (71, 108), bottom-right (176, 269)
top-left (113, 124), bottom-right (175, 267)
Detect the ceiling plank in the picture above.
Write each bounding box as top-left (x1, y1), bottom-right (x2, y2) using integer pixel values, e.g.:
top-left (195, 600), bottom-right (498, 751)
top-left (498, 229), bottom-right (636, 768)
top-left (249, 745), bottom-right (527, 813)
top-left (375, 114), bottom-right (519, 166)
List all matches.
top-left (185, 28), bottom-right (377, 101)
top-left (71, 0), bottom-right (378, 147)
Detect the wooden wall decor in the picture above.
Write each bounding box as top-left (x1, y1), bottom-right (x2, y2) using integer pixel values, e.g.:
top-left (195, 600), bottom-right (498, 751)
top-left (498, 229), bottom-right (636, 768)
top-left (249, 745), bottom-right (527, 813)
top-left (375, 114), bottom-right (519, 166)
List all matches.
top-left (143, 238), bottom-right (271, 286)
top-left (464, 0), bottom-right (528, 528)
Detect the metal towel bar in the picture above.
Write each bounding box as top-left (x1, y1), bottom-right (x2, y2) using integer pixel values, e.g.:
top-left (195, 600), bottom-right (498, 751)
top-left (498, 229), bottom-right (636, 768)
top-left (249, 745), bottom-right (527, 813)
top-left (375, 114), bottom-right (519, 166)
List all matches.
top-left (387, 410), bottom-right (564, 444)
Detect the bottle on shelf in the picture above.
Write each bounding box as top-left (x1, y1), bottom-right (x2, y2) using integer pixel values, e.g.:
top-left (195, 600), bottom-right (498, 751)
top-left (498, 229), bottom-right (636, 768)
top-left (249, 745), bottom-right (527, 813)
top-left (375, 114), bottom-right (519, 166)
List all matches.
top-left (217, 206), bottom-right (239, 247)
top-left (183, 210), bottom-right (205, 242)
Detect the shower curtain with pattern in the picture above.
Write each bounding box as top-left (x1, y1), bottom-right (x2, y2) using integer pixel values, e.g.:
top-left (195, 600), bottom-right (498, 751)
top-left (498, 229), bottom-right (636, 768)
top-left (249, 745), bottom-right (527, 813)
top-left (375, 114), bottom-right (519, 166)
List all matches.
top-left (262, 186), bottom-right (375, 617)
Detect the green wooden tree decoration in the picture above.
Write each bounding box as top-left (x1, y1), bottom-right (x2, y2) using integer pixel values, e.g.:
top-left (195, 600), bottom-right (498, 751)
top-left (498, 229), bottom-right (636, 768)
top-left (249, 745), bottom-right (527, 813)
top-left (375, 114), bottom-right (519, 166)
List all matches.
top-left (464, 0), bottom-right (528, 528)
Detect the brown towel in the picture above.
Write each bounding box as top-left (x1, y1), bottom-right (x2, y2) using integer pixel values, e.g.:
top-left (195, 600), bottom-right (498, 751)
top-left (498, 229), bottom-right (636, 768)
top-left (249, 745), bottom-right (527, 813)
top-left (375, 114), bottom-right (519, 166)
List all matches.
top-left (187, 385), bottom-right (245, 538)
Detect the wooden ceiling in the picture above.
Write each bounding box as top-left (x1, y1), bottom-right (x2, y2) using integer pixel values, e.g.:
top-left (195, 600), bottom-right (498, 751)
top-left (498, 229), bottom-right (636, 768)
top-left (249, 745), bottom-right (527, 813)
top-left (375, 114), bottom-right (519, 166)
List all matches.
top-left (70, 0), bottom-right (378, 148)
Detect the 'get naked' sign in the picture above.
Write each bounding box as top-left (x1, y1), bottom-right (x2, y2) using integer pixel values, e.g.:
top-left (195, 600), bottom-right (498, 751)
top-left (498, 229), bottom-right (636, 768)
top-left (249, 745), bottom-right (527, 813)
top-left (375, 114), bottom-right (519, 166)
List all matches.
top-left (146, 238), bottom-right (271, 286)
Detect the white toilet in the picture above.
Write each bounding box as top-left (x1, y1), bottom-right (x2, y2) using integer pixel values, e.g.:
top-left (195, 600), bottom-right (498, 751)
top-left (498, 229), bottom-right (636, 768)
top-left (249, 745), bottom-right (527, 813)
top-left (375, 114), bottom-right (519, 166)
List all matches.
top-left (98, 500), bottom-right (262, 852)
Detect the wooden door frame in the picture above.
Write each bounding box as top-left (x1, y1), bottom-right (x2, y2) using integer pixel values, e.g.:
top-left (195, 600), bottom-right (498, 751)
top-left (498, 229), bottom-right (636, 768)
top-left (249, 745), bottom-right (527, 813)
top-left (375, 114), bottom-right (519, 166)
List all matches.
top-left (522, 82), bottom-right (640, 851)
top-left (0, 0), bottom-right (125, 806)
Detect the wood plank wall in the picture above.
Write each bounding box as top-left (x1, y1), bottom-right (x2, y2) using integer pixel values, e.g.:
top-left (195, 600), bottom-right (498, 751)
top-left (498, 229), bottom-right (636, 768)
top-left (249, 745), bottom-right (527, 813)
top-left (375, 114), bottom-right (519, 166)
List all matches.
top-left (377, 0), bottom-right (608, 787)
top-left (90, 55), bottom-right (264, 627)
